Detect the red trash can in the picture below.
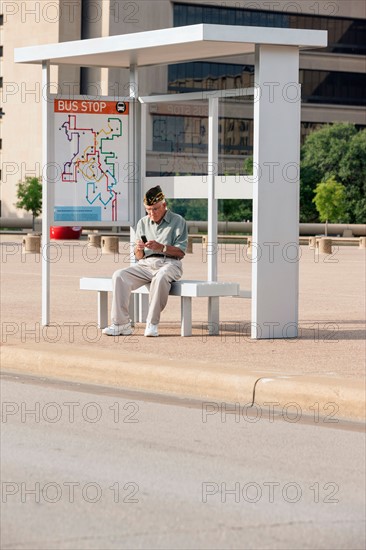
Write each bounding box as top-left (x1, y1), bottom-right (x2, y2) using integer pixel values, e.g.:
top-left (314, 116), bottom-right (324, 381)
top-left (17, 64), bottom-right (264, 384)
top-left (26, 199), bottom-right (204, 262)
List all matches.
top-left (50, 226), bottom-right (83, 240)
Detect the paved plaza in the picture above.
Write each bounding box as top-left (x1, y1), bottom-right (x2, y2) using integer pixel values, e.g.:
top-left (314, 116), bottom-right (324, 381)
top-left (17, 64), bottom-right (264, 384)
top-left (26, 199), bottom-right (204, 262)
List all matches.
top-left (1, 234), bottom-right (365, 421)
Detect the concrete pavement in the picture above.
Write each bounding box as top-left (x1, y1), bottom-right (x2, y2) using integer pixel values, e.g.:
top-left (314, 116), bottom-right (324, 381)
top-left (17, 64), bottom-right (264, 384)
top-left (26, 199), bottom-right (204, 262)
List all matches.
top-left (2, 376), bottom-right (365, 550)
top-left (1, 234), bottom-right (365, 422)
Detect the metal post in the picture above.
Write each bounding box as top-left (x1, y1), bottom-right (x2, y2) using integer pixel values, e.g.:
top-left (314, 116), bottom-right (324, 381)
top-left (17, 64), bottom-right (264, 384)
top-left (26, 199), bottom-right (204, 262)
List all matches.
top-left (129, 65), bottom-right (145, 321)
top-left (129, 65), bottom-right (142, 224)
top-left (208, 97), bottom-right (218, 282)
top-left (41, 61), bottom-right (51, 326)
top-left (140, 102), bottom-right (147, 212)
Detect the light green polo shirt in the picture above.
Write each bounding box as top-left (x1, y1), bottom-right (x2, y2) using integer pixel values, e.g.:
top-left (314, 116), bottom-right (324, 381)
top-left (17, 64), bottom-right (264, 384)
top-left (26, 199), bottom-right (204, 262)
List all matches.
top-left (136, 209), bottom-right (188, 257)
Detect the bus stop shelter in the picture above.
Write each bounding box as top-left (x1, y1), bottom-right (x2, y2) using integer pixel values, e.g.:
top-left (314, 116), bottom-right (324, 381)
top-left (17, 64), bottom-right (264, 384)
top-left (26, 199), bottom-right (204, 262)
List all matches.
top-left (15, 23), bottom-right (327, 339)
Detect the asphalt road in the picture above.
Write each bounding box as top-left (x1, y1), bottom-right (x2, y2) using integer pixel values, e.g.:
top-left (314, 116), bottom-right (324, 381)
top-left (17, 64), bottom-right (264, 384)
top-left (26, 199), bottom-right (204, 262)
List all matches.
top-left (1, 373), bottom-right (365, 550)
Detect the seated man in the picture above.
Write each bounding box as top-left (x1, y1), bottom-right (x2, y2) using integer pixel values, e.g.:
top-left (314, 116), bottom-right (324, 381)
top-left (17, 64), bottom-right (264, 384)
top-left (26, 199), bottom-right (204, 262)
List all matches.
top-left (103, 185), bottom-right (188, 337)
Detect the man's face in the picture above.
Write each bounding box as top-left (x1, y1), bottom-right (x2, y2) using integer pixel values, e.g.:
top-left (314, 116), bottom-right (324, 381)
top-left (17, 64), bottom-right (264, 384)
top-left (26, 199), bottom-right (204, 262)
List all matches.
top-left (145, 201), bottom-right (166, 223)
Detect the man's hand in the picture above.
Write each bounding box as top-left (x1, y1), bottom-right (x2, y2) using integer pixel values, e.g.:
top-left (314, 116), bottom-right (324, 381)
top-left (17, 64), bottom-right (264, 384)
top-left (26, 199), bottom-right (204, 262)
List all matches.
top-left (144, 240), bottom-right (163, 252)
top-left (135, 239), bottom-right (146, 251)
top-left (135, 239), bottom-right (184, 259)
top-left (134, 239), bottom-right (146, 259)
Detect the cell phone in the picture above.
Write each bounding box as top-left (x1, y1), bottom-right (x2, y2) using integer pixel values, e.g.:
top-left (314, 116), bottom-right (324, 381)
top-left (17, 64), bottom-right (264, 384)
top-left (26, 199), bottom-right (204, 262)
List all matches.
top-left (141, 235), bottom-right (147, 243)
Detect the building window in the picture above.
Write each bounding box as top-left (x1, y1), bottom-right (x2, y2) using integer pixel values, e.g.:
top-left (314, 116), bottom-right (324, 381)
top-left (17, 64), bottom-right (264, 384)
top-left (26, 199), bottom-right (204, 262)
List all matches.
top-left (169, 62), bottom-right (254, 92)
top-left (301, 70), bottom-right (366, 106)
top-left (174, 3), bottom-right (366, 55)
top-left (152, 114), bottom-right (254, 157)
top-left (171, 4), bottom-right (365, 111)
top-left (169, 62), bottom-right (365, 106)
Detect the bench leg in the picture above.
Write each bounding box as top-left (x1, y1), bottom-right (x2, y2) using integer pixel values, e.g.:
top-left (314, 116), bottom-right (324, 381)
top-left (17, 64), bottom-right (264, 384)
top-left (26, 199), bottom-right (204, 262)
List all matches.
top-left (208, 297), bottom-right (220, 335)
top-left (97, 291), bottom-right (108, 329)
top-left (181, 297), bottom-right (192, 336)
top-left (139, 295), bottom-right (149, 323)
top-left (129, 294), bottom-right (149, 324)
top-left (129, 295), bottom-right (136, 326)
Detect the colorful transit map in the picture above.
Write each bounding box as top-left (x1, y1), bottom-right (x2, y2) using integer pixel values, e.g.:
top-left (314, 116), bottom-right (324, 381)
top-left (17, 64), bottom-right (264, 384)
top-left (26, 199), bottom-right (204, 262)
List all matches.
top-left (53, 99), bottom-right (129, 223)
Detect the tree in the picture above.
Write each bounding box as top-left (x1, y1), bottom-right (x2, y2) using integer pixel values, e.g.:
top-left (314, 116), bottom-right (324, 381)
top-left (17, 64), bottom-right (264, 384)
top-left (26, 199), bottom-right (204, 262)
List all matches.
top-left (15, 176), bottom-right (42, 231)
top-left (312, 177), bottom-right (346, 235)
top-left (300, 123), bottom-right (365, 223)
top-left (301, 123), bottom-right (357, 178)
top-left (167, 198), bottom-right (208, 221)
top-left (218, 199), bottom-right (252, 222)
top-left (338, 129), bottom-right (366, 223)
top-left (299, 163), bottom-right (320, 222)
top-left (243, 156), bottom-right (253, 174)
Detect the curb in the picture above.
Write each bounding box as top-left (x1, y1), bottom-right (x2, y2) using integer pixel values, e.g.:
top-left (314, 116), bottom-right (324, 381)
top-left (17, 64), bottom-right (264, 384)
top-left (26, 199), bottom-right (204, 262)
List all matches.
top-left (1, 344), bottom-right (365, 423)
top-left (0, 344), bottom-right (261, 405)
top-left (253, 376), bottom-right (365, 424)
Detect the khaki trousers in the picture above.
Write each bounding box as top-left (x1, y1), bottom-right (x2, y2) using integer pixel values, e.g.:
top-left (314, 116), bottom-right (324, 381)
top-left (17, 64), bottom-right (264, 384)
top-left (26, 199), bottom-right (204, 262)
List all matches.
top-left (111, 257), bottom-right (183, 325)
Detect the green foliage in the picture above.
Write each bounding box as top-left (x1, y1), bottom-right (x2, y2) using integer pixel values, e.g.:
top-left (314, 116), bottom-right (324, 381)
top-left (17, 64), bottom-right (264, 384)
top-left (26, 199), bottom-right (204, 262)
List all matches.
top-left (338, 129), bottom-right (366, 223)
top-left (300, 123), bottom-right (366, 223)
top-left (167, 199), bottom-right (208, 221)
top-left (299, 163), bottom-right (320, 222)
top-left (218, 199), bottom-right (252, 222)
top-left (243, 156), bottom-right (253, 174)
top-left (301, 123), bottom-right (357, 178)
top-left (312, 177), bottom-right (346, 234)
top-left (168, 198), bottom-right (252, 222)
top-left (15, 176), bottom-right (42, 230)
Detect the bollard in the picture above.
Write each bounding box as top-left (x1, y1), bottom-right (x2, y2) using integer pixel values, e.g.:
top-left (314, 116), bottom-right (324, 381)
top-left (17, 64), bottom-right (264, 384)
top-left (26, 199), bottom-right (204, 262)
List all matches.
top-left (309, 236), bottom-right (317, 249)
top-left (101, 236), bottom-right (119, 255)
top-left (88, 234), bottom-right (102, 248)
top-left (318, 237), bottom-right (332, 254)
top-left (202, 235), bottom-right (208, 249)
top-left (359, 237), bottom-right (366, 249)
top-left (247, 237), bottom-right (252, 256)
top-left (22, 234), bottom-right (41, 254)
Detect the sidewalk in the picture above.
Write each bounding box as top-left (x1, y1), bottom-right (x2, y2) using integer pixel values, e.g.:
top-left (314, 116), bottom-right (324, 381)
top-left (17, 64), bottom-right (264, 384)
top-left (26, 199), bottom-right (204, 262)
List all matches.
top-left (1, 234), bottom-right (365, 421)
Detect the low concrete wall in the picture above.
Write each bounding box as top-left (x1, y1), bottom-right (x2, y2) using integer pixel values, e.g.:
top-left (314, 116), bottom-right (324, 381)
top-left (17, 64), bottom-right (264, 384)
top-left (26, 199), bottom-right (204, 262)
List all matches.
top-left (186, 221), bottom-right (366, 237)
top-left (1, 218), bottom-right (365, 236)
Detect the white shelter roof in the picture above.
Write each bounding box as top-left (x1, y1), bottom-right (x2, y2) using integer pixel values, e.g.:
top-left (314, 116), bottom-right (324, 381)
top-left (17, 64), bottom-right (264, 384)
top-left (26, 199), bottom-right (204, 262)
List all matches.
top-left (14, 24), bottom-right (327, 68)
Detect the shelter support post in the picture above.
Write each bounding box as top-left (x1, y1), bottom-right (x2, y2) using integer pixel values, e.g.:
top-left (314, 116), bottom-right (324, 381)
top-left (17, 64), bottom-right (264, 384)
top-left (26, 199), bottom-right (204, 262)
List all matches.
top-left (41, 61), bottom-right (51, 326)
top-left (129, 65), bottom-right (147, 321)
top-left (207, 96), bottom-right (218, 282)
top-left (251, 45), bottom-right (300, 339)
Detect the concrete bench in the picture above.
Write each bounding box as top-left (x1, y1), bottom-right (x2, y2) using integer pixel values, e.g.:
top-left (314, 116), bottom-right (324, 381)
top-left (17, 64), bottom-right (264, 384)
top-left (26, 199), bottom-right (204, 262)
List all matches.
top-left (80, 277), bottom-right (242, 336)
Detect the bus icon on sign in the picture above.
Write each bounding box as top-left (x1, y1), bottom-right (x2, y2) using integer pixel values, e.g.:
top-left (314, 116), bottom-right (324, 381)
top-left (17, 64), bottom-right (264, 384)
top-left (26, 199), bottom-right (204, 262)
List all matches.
top-left (116, 102), bottom-right (126, 113)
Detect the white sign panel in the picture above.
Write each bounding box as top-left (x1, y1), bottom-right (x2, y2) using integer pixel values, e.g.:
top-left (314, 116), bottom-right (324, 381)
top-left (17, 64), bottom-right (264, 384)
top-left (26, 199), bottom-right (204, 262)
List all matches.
top-left (52, 97), bottom-right (130, 224)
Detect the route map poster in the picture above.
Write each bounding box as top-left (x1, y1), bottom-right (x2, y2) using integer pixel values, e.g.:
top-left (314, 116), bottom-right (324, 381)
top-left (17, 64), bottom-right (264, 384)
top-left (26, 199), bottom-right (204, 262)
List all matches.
top-left (52, 98), bottom-right (130, 224)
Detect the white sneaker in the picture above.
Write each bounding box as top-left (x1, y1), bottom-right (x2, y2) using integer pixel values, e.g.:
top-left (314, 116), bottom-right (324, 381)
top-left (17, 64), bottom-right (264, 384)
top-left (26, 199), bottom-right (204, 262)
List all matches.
top-left (144, 323), bottom-right (159, 337)
top-left (102, 323), bottom-right (132, 336)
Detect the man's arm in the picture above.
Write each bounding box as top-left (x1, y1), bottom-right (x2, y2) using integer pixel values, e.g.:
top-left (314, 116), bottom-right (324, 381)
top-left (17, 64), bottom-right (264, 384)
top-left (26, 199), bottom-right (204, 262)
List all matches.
top-left (134, 240), bottom-right (145, 260)
top-left (134, 220), bottom-right (145, 260)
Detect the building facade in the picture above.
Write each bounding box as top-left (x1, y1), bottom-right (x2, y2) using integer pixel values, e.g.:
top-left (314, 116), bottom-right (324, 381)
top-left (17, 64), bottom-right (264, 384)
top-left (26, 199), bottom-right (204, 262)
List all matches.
top-left (1, 0), bottom-right (365, 219)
